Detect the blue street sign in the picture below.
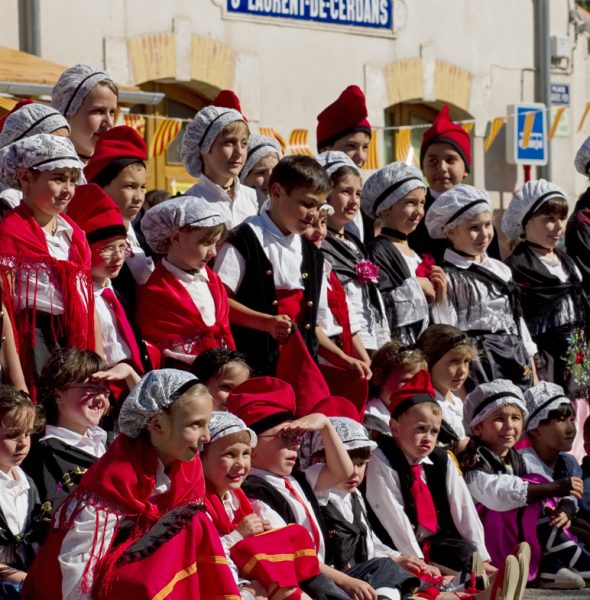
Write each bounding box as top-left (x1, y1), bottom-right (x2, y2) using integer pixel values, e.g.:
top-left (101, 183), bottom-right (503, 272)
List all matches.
top-left (550, 83), bottom-right (570, 105)
top-left (506, 103), bottom-right (548, 166)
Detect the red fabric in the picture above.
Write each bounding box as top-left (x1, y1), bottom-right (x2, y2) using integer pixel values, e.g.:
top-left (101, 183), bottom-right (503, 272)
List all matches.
top-left (68, 183), bottom-right (127, 237)
top-left (227, 376), bottom-right (296, 427)
top-left (0, 204), bottom-right (94, 378)
top-left (205, 488), bottom-right (253, 536)
top-left (283, 478), bottom-right (321, 552)
top-left (318, 363), bottom-right (368, 418)
top-left (22, 435), bottom-right (208, 600)
top-left (312, 395), bottom-right (362, 422)
top-left (137, 262), bottom-right (235, 357)
top-left (326, 270), bottom-right (354, 356)
top-left (101, 287), bottom-right (144, 373)
top-left (316, 85), bottom-right (371, 147)
top-left (211, 90), bottom-right (247, 121)
top-left (388, 370), bottom-right (436, 417)
top-left (275, 330), bottom-right (330, 418)
top-left (410, 464), bottom-right (438, 535)
top-left (420, 104), bottom-right (472, 169)
top-left (275, 288), bottom-right (306, 326)
top-left (85, 125), bottom-right (147, 183)
top-left (0, 99), bottom-right (34, 131)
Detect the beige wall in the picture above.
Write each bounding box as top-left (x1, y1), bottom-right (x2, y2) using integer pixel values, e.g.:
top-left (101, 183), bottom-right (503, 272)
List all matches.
top-left (1, 0), bottom-right (589, 200)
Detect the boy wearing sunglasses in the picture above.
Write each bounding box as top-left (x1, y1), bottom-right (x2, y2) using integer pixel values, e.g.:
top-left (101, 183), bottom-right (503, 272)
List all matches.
top-left (229, 376), bottom-right (392, 599)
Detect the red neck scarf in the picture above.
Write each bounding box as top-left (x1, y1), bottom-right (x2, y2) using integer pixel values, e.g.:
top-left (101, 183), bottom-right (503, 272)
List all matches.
top-left (326, 270), bottom-right (354, 355)
top-left (204, 487), bottom-right (253, 536)
top-left (137, 262), bottom-right (235, 355)
top-left (0, 203), bottom-right (94, 352)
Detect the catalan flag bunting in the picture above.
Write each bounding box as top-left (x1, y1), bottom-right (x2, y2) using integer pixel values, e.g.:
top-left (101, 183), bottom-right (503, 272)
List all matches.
top-left (149, 117), bottom-right (182, 158)
top-left (123, 113), bottom-right (146, 138)
top-left (287, 129), bottom-right (314, 156)
top-left (363, 130), bottom-right (380, 170)
top-left (259, 127), bottom-right (287, 154)
top-left (548, 107), bottom-right (566, 141)
top-left (394, 128), bottom-right (414, 164)
top-left (483, 116), bottom-right (506, 153)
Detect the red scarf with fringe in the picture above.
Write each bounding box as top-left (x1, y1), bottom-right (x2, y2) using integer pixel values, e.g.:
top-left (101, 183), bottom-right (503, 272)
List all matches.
top-left (205, 488), bottom-right (253, 536)
top-left (137, 262), bottom-right (235, 357)
top-left (22, 434), bottom-right (208, 600)
top-left (0, 203), bottom-right (94, 352)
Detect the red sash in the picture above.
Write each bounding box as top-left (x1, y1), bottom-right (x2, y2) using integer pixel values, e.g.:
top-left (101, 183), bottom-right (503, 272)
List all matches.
top-left (326, 270), bottom-right (354, 356)
top-left (275, 288), bottom-right (305, 326)
top-left (137, 262), bottom-right (235, 357)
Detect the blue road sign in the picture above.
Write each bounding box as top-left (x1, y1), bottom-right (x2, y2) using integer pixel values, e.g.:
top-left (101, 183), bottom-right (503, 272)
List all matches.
top-left (506, 103), bottom-right (548, 166)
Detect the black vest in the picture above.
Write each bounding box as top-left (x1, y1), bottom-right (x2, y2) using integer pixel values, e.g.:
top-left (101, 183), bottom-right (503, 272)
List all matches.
top-left (227, 224), bottom-right (323, 375)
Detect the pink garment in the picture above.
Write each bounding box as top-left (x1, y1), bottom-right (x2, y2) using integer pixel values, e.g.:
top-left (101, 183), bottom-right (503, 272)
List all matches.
top-left (571, 397), bottom-right (590, 462)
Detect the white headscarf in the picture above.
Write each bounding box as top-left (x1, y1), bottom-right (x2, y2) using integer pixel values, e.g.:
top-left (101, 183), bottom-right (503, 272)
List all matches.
top-left (575, 136), bottom-right (590, 176)
top-left (240, 134), bottom-right (282, 183)
top-left (314, 151), bottom-right (361, 178)
top-left (207, 411), bottom-right (257, 447)
top-left (524, 381), bottom-right (570, 431)
top-left (0, 103), bottom-right (69, 148)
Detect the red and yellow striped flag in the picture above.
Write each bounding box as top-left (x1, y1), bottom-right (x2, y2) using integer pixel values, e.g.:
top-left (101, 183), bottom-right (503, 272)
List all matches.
top-left (287, 129), bottom-right (314, 156)
top-left (123, 113), bottom-right (146, 138)
top-left (363, 131), bottom-right (380, 170)
top-left (483, 117), bottom-right (506, 153)
top-left (461, 121), bottom-right (475, 135)
top-left (394, 128), bottom-right (414, 164)
top-left (149, 118), bottom-right (182, 158)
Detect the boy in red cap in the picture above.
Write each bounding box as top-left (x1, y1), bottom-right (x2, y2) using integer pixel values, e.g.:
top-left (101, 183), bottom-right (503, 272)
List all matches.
top-left (214, 155), bottom-right (333, 376)
top-left (84, 125), bottom-right (153, 310)
top-left (364, 370), bottom-right (493, 576)
top-left (317, 85), bottom-right (373, 242)
top-left (229, 376), bottom-right (391, 599)
top-left (68, 183), bottom-right (150, 378)
top-left (409, 105), bottom-right (500, 262)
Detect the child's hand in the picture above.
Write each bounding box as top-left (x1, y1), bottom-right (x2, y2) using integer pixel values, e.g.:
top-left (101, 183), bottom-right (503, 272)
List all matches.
top-left (548, 507), bottom-right (571, 530)
top-left (282, 413), bottom-right (329, 433)
top-left (556, 476), bottom-right (584, 499)
top-left (343, 355), bottom-right (372, 379)
top-left (482, 561), bottom-right (497, 576)
top-left (338, 574), bottom-right (377, 600)
top-left (419, 563), bottom-right (442, 578)
top-left (393, 554), bottom-right (427, 575)
top-left (237, 514), bottom-right (267, 537)
top-left (429, 266), bottom-right (448, 304)
top-left (91, 363), bottom-right (138, 383)
top-left (265, 314), bottom-right (292, 342)
top-left (416, 277), bottom-right (436, 302)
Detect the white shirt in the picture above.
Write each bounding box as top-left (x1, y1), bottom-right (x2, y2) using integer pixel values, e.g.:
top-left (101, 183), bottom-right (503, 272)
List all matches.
top-left (315, 486), bottom-right (400, 561)
top-left (186, 174), bottom-right (259, 230)
top-left (316, 260), bottom-right (343, 339)
top-left (249, 466), bottom-right (326, 561)
top-left (59, 459), bottom-right (170, 600)
top-left (389, 251), bottom-right (430, 331)
top-left (364, 397), bottom-right (391, 436)
top-left (365, 448), bottom-right (490, 561)
top-left (41, 425), bottom-right (107, 460)
top-left (0, 467), bottom-right (31, 536)
top-left (0, 185), bottom-right (21, 209)
top-left (94, 281), bottom-right (133, 367)
top-left (463, 468), bottom-right (529, 512)
top-left (435, 391), bottom-right (466, 440)
top-left (125, 225), bottom-right (154, 285)
top-left (435, 249), bottom-right (537, 357)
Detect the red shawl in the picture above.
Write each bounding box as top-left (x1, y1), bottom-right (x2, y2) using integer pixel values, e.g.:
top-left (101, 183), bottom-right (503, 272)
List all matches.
top-left (327, 270), bottom-right (354, 355)
top-left (205, 487), bottom-right (253, 535)
top-left (137, 262), bottom-right (235, 357)
top-left (22, 434), bottom-right (208, 600)
top-left (0, 204), bottom-right (94, 352)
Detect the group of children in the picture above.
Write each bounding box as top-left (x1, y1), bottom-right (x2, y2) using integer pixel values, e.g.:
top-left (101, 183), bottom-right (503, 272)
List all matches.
top-left (0, 63), bottom-right (588, 599)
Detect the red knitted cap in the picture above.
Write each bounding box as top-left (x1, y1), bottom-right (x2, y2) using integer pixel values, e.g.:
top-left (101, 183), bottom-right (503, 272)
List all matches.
top-left (420, 105), bottom-right (471, 170)
top-left (211, 90), bottom-right (247, 121)
top-left (389, 370), bottom-right (437, 418)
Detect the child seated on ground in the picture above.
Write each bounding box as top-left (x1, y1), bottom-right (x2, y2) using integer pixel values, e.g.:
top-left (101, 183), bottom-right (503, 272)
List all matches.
top-left (202, 411), bottom-right (318, 600)
top-left (364, 341), bottom-right (427, 437)
top-left (22, 369), bottom-right (239, 600)
top-left (417, 325), bottom-right (475, 451)
top-left (459, 380), bottom-right (590, 590)
top-left (0, 386), bottom-right (44, 600)
top-left (191, 348), bottom-right (251, 411)
top-left (364, 370), bottom-right (493, 576)
top-left (138, 195), bottom-right (235, 366)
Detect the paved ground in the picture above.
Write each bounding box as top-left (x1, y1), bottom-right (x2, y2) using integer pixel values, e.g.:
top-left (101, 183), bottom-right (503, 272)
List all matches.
top-left (525, 589), bottom-right (587, 599)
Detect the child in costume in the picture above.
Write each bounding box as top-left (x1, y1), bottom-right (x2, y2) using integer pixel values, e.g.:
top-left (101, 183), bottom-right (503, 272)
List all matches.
top-left (302, 205), bottom-right (372, 376)
top-left (84, 126), bottom-right (153, 308)
top-left (316, 85), bottom-right (373, 242)
top-left (215, 155), bottom-right (331, 375)
top-left (51, 64), bottom-right (118, 160)
top-left (425, 184), bottom-right (537, 391)
top-left (202, 411), bottom-right (318, 600)
top-left (503, 179), bottom-right (590, 458)
top-left (22, 369), bottom-right (239, 600)
top-left (565, 135), bottom-right (590, 293)
top-left (191, 348), bottom-right (251, 411)
top-left (316, 151), bottom-right (389, 353)
top-left (417, 325), bottom-right (475, 450)
top-left (364, 371), bottom-right (492, 576)
top-left (181, 97), bottom-right (258, 229)
top-left (363, 162), bottom-right (446, 345)
top-left (68, 183), bottom-right (151, 375)
top-left (0, 134), bottom-right (94, 393)
top-left (240, 134), bottom-right (282, 208)
top-left (0, 386), bottom-right (44, 600)
top-left (138, 195), bottom-right (235, 366)
top-left (364, 341), bottom-right (427, 438)
top-left (458, 380), bottom-right (590, 589)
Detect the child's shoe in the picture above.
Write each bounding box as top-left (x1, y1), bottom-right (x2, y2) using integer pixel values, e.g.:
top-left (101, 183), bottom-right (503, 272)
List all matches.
top-left (511, 542), bottom-right (530, 600)
top-left (539, 555), bottom-right (585, 589)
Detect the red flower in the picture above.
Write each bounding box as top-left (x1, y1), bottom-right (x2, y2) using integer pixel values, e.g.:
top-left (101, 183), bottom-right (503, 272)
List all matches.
top-left (575, 352), bottom-right (585, 364)
top-left (355, 260), bottom-right (379, 285)
top-left (416, 253), bottom-right (436, 278)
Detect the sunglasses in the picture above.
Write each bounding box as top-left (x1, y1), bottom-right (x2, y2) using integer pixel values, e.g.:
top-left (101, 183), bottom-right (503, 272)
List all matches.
top-left (258, 431), bottom-right (304, 444)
